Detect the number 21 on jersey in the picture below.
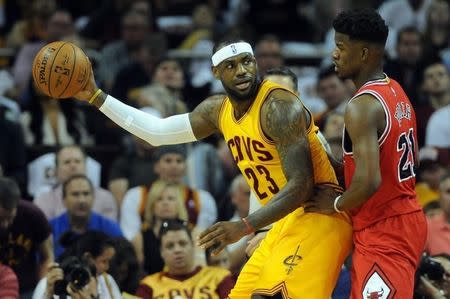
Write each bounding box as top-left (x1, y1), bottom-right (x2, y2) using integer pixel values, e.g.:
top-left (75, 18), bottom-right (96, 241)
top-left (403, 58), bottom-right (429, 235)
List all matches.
top-left (397, 128), bottom-right (416, 182)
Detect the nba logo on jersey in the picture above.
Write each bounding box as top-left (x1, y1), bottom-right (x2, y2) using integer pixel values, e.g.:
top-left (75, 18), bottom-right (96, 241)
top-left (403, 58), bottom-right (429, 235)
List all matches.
top-left (231, 45), bottom-right (237, 54)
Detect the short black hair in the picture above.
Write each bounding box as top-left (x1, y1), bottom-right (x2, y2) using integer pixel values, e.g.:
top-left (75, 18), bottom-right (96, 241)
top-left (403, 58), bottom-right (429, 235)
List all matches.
top-left (212, 38), bottom-right (247, 55)
top-left (159, 219), bottom-right (192, 241)
top-left (0, 177), bottom-right (21, 210)
top-left (265, 66), bottom-right (298, 91)
top-left (62, 174), bottom-right (93, 198)
top-left (396, 26), bottom-right (422, 45)
top-left (333, 9), bottom-right (389, 46)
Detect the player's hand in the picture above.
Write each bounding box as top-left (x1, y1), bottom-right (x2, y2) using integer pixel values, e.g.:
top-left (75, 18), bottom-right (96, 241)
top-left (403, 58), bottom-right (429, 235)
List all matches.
top-left (303, 184), bottom-right (341, 215)
top-left (245, 231), bottom-right (267, 257)
top-left (197, 221), bottom-right (246, 256)
top-left (73, 61), bottom-right (99, 102)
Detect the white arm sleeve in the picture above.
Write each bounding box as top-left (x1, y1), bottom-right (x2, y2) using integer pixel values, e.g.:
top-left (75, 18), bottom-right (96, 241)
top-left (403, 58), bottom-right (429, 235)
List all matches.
top-left (99, 95), bottom-right (197, 146)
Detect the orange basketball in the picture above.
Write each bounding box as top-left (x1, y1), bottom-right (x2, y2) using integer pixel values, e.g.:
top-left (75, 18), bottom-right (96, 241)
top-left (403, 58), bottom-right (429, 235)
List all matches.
top-left (32, 41), bottom-right (90, 99)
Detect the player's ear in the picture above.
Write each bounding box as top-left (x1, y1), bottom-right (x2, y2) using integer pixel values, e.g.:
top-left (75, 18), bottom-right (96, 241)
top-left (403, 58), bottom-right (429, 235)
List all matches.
top-left (361, 47), bottom-right (369, 62)
top-left (211, 66), bottom-right (220, 79)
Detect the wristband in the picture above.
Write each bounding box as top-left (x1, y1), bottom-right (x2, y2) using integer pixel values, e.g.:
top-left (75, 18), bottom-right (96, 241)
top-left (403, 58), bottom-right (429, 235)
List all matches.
top-left (88, 89), bottom-right (102, 104)
top-left (334, 195), bottom-right (344, 213)
top-left (242, 217), bottom-right (255, 234)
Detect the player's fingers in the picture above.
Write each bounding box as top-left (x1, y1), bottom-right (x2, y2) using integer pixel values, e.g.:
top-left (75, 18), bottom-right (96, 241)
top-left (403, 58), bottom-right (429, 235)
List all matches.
top-left (212, 242), bottom-right (227, 256)
top-left (197, 228), bottom-right (224, 248)
top-left (198, 223), bottom-right (221, 239)
top-left (200, 237), bottom-right (223, 250)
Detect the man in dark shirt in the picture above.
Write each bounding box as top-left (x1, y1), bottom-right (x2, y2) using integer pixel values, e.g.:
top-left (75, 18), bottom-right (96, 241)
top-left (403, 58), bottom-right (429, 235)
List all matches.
top-left (0, 177), bottom-right (53, 298)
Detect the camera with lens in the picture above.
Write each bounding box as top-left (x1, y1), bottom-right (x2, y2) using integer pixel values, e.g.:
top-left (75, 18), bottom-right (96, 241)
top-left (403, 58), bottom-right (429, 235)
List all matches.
top-left (418, 255), bottom-right (445, 282)
top-left (54, 256), bottom-right (93, 296)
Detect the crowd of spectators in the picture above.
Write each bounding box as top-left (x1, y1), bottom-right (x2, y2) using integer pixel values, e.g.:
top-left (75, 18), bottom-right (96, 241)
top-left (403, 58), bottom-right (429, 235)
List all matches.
top-left (0, 0), bottom-right (448, 298)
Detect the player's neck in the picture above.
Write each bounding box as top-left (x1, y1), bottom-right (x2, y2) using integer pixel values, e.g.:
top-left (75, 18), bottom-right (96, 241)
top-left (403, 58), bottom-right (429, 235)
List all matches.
top-left (230, 98), bottom-right (253, 120)
top-left (353, 68), bottom-right (385, 90)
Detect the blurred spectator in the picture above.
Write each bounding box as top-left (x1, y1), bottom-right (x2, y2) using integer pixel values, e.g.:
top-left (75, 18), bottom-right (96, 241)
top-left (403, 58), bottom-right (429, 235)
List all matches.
top-left (426, 102), bottom-right (450, 148)
top-left (378, 0), bottom-right (432, 58)
top-left (0, 112), bottom-right (26, 194)
top-left (33, 231), bottom-right (121, 299)
top-left (20, 83), bottom-right (92, 146)
top-left (79, 0), bottom-right (153, 47)
top-left (424, 200), bottom-right (442, 219)
top-left (415, 61), bottom-right (450, 147)
top-left (0, 177), bottom-right (53, 298)
top-left (414, 254), bottom-right (450, 299)
top-left (132, 181), bottom-right (189, 275)
top-left (323, 112), bottom-right (345, 140)
top-left (422, 0), bottom-right (450, 60)
top-left (186, 139), bottom-right (227, 205)
top-left (33, 258), bottom-right (98, 299)
top-left (327, 136), bottom-right (344, 163)
top-left (140, 57), bottom-right (189, 115)
top-left (205, 246), bottom-right (231, 270)
top-left (136, 83), bottom-right (186, 117)
top-left (6, 0), bottom-right (56, 49)
top-left (110, 36), bottom-right (167, 104)
top-left (179, 4), bottom-right (215, 50)
top-left (136, 220), bottom-right (233, 299)
top-left (108, 124), bottom-right (159, 206)
top-left (34, 145), bottom-right (118, 221)
top-left (243, 0), bottom-right (316, 42)
top-left (120, 145), bottom-right (217, 240)
top-left (97, 10), bottom-right (150, 91)
top-left (0, 263), bottom-right (19, 299)
top-left (425, 174), bottom-right (450, 255)
top-left (384, 26), bottom-right (424, 101)
top-left (49, 174), bottom-right (122, 258)
top-left (265, 66), bottom-right (298, 93)
top-left (315, 66), bottom-right (350, 129)
top-left (12, 9), bottom-right (75, 97)
top-left (254, 35), bottom-right (284, 77)
top-left (225, 175), bottom-right (250, 277)
top-left (416, 147), bottom-right (446, 207)
top-left (109, 237), bottom-right (140, 296)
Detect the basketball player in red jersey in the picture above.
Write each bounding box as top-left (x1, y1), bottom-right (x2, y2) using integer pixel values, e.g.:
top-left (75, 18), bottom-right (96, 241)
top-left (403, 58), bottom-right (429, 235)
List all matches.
top-left (305, 9), bottom-right (428, 298)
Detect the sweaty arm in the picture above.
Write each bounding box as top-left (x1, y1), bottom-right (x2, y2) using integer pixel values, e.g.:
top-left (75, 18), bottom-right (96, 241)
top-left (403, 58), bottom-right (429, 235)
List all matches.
top-left (91, 92), bottom-right (224, 145)
top-left (245, 90), bottom-right (314, 231)
top-left (335, 94), bottom-right (384, 211)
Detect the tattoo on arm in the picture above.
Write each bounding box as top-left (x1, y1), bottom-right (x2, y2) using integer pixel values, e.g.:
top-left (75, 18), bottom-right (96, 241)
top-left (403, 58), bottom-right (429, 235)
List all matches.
top-left (246, 91), bottom-right (314, 230)
top-left (189, 94), bottom-right (225, 140)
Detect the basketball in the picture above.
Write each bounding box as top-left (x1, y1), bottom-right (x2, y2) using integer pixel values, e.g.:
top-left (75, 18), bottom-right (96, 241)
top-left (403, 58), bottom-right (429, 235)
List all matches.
top-left (32, 41), bottom-right (90, 99)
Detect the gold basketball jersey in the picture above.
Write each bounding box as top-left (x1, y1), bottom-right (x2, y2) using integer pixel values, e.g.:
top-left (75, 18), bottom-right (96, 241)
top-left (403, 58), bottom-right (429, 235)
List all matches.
top-left (140, 266), bottom-right (231, 299)
top-left (219, 80), bottom-right (340, 206)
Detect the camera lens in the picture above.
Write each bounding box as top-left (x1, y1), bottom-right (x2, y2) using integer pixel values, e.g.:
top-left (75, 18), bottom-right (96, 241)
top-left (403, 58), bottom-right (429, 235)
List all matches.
top-left (420, 257), bottom-right (445, 281)
top-left (67, 265), bottom-right (91, 290)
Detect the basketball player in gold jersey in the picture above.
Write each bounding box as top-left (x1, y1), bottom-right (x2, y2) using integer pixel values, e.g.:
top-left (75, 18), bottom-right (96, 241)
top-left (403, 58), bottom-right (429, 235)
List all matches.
top-left (73, 39), bottom-right (352, 299)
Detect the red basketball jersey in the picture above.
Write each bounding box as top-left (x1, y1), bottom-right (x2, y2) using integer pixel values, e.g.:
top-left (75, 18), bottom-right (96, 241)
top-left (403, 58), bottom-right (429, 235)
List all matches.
top-left (343, 76), bottom-right (422, 231)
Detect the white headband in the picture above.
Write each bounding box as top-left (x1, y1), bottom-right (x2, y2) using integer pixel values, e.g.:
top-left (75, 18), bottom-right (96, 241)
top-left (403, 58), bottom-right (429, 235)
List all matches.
top-left (211, 42), bottom-right (254, 66)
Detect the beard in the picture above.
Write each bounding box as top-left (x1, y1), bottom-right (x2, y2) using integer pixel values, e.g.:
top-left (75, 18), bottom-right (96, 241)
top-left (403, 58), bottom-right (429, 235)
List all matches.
top-left (222, 77), bottom-right (260, 102)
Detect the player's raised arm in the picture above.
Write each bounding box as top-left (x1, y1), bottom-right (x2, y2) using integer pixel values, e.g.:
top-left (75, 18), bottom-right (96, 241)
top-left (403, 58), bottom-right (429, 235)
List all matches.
top-left (74, 67), bottom-right (223, 146)
top-left (244, 89), bottom-right (314, 230)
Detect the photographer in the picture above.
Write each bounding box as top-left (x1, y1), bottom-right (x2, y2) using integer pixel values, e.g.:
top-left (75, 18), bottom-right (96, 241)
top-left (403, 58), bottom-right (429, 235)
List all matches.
top-left (414, 254), bottom-right (450, 299)
top-left (38, 260), bottom-right (98, 299)
top-left (32, 231), bottom-right (121, 299)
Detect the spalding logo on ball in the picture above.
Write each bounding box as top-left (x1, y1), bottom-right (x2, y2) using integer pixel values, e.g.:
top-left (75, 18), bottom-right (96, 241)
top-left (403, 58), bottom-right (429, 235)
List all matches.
top-left (32, 41), bottom-right (90, 99)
